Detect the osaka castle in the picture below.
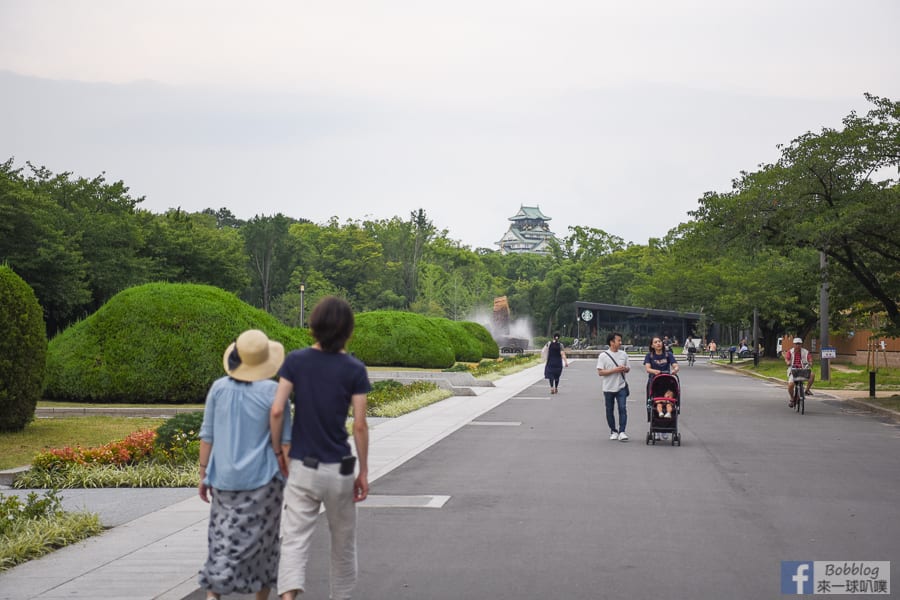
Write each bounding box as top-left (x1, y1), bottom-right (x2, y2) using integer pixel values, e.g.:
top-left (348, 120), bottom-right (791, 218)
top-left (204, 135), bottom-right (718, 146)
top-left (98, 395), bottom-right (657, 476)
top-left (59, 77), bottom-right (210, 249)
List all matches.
top-left (495, 205), bottom-right (559, 254)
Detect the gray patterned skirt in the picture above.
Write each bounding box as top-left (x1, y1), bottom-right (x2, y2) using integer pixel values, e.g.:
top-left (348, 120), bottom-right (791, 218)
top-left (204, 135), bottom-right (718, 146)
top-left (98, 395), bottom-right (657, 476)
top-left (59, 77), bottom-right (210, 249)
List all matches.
top-left (198, 477), bottom-right (285, 595)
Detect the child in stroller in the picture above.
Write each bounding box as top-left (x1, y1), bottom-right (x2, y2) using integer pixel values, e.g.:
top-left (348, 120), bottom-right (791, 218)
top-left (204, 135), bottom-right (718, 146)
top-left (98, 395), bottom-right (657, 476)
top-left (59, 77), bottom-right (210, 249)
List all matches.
top-left (646, 373), bottom-right (682, 446)
top-left (655, 390), bottom-right (676, 418)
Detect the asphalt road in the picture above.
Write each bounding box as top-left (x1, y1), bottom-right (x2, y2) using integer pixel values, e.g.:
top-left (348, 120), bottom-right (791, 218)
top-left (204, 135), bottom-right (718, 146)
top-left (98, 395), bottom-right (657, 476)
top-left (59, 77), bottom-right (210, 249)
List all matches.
top-left (237, 358), bottom-right (898, 600)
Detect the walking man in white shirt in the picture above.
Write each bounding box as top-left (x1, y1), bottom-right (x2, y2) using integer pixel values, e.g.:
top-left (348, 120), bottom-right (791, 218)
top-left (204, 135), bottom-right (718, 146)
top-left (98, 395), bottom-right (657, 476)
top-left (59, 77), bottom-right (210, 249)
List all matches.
top-left (597, 331), bottom-right (631, 441)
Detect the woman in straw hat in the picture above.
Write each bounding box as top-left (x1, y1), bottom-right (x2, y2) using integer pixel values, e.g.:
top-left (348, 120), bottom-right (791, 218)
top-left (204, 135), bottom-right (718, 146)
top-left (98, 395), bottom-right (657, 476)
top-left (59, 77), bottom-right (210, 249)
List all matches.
top-left (197, 329), bottom-right (291, 600)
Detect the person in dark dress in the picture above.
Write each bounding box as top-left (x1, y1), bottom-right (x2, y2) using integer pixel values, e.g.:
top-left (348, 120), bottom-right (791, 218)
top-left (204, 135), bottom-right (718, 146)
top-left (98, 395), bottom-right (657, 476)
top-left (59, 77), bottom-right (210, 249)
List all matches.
top-left (543, 332), bottom-right (569, 394)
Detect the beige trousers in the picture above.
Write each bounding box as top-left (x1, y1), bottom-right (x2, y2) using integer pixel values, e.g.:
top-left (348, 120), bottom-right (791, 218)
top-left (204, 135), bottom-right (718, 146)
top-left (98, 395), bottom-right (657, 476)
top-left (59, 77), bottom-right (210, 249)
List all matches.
top-left (277, 460), bottom-right (357, 599)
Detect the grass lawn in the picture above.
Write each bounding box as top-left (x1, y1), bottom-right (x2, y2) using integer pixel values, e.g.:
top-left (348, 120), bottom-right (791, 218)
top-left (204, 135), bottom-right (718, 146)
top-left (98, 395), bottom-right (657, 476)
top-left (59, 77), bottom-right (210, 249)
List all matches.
top-left (0, 417), bottom-right (166, 470)
top-left (727, 357), bottom-right (900, 389)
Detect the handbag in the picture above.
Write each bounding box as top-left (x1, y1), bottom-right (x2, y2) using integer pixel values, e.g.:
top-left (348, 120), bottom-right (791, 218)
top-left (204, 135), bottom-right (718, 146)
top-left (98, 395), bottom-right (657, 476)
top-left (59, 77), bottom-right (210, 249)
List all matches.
top-left (603, 351), bottom-right (630, 396)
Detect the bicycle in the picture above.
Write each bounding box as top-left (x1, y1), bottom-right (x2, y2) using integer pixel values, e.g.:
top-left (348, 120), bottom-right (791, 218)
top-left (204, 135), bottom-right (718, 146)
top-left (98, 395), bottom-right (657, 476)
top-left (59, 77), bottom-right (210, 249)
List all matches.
top-left (686, 347), bottom-right (696, 366)
top-left (790, 367), bottom-right (810, 414)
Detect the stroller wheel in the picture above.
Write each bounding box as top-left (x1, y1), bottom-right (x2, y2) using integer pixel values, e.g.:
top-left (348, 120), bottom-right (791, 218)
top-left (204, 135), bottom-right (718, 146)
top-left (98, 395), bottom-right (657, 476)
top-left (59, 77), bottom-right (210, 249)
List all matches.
top-left (646, 433), bottom-right (652, 445)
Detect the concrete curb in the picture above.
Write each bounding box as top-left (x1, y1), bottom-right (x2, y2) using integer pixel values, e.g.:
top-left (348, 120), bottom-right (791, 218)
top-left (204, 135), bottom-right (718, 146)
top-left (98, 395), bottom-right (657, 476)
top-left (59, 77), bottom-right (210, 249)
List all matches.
top-left (839, 397), bottom-right (900, 421)
top-left (36, 406), bottom-right (203, 417)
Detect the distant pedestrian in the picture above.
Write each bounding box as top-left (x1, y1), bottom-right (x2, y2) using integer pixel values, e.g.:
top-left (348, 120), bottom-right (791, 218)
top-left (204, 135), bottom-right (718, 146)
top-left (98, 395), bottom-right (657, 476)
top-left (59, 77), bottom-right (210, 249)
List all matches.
top-left (597, 331), bottom-right (631, 442)
top-left (543, 332), bottom-right (569, 394)
top-left (270, 296), bottom-right (371, 600)
top-left (197, 329), bottom-right (290, 600)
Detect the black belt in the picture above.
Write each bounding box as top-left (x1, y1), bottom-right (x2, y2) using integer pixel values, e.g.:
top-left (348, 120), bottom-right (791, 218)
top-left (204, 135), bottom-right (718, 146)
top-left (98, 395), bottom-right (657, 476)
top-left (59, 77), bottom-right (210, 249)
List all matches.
top-left (302, 456), bottom-right (357, 475)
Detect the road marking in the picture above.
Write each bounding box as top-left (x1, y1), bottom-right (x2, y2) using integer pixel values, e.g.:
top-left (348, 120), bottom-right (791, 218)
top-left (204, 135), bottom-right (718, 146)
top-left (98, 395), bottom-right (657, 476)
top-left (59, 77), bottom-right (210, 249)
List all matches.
top-left (468, 421), bottom-right (522, 426)
top-left (362, 495), bottom-right (450, 508)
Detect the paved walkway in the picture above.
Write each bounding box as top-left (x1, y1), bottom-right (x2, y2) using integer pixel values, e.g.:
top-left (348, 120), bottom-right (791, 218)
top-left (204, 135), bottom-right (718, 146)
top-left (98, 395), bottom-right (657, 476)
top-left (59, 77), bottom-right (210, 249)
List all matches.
top-left (0, 365), bottom-right (548, 600)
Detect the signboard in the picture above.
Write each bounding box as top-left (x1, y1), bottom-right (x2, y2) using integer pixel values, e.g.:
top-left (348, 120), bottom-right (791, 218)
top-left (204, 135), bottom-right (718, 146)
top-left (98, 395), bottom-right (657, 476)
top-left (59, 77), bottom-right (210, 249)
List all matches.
top-left (821, 347), bottom-right (837, 359)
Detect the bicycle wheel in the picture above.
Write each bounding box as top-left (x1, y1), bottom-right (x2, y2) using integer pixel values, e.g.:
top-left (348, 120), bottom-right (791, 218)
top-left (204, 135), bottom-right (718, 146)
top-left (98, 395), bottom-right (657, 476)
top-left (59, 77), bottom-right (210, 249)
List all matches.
top-left (798, 384), bottom-right (805, 414)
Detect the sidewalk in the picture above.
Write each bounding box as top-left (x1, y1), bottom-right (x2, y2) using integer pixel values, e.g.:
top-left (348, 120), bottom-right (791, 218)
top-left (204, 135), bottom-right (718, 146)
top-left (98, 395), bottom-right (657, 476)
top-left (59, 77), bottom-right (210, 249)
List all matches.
top-left (0, 365), bottom-right (547, 600)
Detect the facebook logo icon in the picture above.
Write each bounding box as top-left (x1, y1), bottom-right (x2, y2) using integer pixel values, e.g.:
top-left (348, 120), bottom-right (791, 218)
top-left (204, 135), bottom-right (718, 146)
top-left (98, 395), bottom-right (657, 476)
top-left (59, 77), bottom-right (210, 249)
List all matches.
top-left (781, 561), bottom-right (814, 594)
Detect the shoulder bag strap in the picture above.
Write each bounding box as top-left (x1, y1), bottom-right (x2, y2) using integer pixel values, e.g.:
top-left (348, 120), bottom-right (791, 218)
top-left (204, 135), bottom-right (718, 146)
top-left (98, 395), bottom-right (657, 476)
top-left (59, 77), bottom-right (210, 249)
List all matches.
top-left (604, 351), bottom-right (627, 382)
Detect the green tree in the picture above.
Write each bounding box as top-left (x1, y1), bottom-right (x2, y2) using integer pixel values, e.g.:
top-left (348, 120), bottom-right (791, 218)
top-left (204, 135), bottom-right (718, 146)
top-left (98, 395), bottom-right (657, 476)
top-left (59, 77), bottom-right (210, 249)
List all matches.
top-left (142, 210), bottom-right (249, 293)
top-left (691, 94), bottom-right (900, 334)
top-left (0, 265), bottom-right (47, 431)
top-left (242, 214), bottom-right (297, 311)
top-left (0, 160), bottom-right (90, 332)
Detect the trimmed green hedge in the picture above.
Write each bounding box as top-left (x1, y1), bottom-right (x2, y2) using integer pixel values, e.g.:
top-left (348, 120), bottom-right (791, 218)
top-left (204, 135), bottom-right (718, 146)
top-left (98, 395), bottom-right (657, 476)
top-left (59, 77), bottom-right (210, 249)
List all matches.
top-left (0, 266), bottom-right (47, 431)
top-left (459, 321), bottom-right (500, 359)
top-left (349, 311), bottom-right (456, 368)
top-left (44, 283), bottom-right (313, 403)
top-left (426, 317), bottom-right (483, 363)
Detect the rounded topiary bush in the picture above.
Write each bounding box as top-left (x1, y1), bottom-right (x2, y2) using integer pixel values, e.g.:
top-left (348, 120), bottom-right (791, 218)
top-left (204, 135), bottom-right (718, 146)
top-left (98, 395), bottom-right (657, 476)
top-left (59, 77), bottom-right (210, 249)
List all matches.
top-left (426, 317), bottom-right (483, 363)
top-left (0, 266), bottom-right (48, 431)
top-left (44, 283), bottom-right (313, 403)
top-left (349, 311), bottom-right (455, 369)
top-left (459, 321), bottom-right (500, 359)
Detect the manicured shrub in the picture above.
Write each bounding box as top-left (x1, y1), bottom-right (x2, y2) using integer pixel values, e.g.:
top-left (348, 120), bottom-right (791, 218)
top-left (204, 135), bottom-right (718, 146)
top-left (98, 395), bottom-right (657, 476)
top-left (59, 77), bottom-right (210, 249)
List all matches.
top-left (44, 283), bottom-right (313, 404)
top-left (152, 411), bottom-right (203, 463)
top-left (349, 311), bottom-right (455, 369)
top-left (426, 317), bottom-right (484, 363)
top-left (459, 321), bottom-right (500, 359)
top-left (0, 266), bottom-right (47, 431)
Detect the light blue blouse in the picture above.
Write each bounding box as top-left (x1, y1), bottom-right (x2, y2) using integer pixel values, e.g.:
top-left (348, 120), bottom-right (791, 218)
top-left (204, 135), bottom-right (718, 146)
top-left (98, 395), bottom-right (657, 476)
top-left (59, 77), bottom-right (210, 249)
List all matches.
top-left (199, 376), bottom-right (291, 491)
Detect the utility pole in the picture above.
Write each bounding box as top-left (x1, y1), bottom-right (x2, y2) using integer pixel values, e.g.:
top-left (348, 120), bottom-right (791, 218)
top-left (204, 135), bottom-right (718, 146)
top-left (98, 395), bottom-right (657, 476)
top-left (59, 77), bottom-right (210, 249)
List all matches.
top-left (300, 282), bottom-right (306, 328)
top-left (820, 251), bottom-right (830, 381)
top-left (752, 307), bottom-right (760, 366)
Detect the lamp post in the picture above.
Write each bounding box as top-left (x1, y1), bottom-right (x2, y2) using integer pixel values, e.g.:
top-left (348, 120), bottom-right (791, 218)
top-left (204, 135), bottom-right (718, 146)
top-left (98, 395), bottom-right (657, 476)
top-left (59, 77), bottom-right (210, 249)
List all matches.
top-left (299, 283), bottom-right (306, 328)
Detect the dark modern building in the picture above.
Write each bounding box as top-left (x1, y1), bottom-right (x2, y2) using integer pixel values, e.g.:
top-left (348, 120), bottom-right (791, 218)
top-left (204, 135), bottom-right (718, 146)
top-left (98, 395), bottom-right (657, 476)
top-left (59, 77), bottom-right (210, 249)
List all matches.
top-left (574, 301), bottom-right (706, 347)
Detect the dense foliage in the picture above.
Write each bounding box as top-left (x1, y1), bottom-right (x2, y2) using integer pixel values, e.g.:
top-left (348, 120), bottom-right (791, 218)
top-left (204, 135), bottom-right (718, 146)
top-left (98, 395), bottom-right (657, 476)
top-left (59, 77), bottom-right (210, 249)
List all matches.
top-left (0, 266), bottom-right (47, 431)
top-left (152, 411), bottom-right (203, 462)
top-left (44, 283), bottom-right (313, 403)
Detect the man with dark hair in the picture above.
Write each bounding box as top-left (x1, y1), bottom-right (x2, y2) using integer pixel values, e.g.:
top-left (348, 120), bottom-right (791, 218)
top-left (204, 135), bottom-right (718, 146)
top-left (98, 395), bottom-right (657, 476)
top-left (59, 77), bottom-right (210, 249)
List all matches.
top-left (596, 331), bottom-right (631, 441)
top-left (270, 296), bottom-right (370, 600)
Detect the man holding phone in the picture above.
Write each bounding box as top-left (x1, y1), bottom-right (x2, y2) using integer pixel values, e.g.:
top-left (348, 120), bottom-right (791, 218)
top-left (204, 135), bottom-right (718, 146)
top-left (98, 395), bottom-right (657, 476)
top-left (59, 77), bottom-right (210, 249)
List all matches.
top-left (597, 331), bottom-right (631, 442)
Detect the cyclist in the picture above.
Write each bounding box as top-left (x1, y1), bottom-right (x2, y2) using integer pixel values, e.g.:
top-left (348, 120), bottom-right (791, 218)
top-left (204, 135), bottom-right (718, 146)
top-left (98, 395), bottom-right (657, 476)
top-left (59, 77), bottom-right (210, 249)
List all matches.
top-left (784, 337), bottom-right (815, 407)
top-left (685, 337), bottom-right (697, 365)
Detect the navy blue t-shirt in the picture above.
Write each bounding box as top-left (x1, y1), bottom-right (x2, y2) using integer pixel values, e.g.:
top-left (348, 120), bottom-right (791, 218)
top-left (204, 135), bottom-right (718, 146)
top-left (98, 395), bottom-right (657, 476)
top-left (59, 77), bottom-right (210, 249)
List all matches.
top-left (278, 347), bottom-right (372, 463)
top-left (643, 350), bottom-right (677, 380)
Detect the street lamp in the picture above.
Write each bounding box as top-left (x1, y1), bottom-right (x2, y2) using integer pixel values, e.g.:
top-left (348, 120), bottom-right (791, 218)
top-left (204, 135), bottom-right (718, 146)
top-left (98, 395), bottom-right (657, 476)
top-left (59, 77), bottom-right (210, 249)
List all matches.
top-left (299, 283), bottom-right (306, 328)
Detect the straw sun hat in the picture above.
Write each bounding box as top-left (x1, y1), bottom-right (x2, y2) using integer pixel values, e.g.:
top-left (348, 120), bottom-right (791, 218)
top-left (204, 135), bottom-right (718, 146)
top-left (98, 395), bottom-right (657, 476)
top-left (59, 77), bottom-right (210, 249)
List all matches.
top-left (222, 329), bottom-right (285, 382)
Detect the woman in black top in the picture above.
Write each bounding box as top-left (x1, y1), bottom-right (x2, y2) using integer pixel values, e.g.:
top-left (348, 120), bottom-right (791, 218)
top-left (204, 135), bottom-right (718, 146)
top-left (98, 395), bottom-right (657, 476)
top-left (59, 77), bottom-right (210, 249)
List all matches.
top-left (643, 336), bottom-right (679, 397)
top-left (543, 332), bottom-right (569, 394)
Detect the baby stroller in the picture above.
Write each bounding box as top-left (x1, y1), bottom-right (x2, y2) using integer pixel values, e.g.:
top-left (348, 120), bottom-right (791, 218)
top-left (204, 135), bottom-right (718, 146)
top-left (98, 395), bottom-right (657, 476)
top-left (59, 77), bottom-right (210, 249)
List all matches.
top-left (645, 373), bottom-right (682, 446)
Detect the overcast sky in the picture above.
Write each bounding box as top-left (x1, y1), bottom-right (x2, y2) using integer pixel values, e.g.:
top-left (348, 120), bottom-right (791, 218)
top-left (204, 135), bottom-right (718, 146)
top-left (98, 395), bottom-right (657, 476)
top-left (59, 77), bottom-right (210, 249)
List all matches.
top-left (1, 0), bottom-right (898, 249)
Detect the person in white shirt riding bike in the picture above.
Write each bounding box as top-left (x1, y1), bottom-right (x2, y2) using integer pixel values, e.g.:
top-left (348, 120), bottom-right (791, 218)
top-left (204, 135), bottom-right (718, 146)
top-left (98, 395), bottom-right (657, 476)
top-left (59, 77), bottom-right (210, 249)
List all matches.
top-left (784, 337), bottom-right (815, 406)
